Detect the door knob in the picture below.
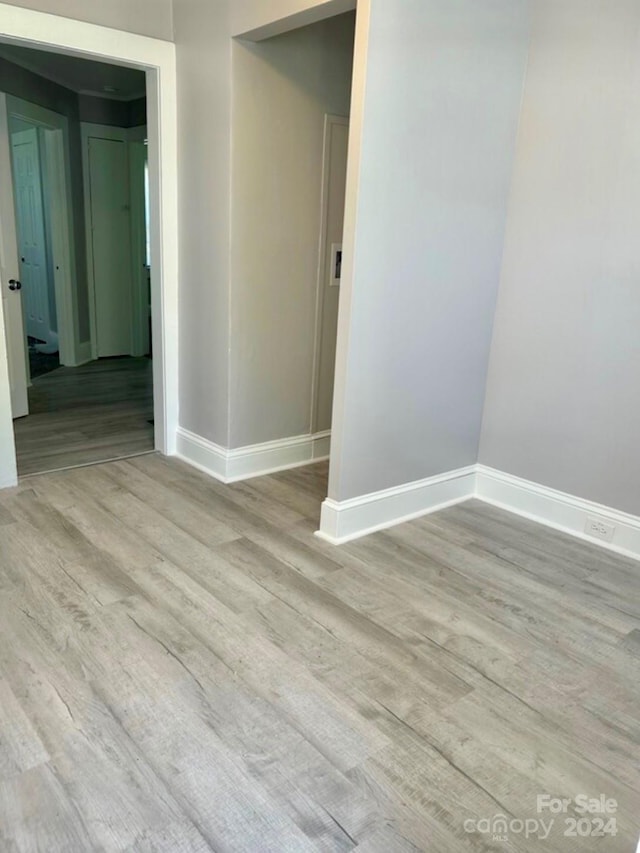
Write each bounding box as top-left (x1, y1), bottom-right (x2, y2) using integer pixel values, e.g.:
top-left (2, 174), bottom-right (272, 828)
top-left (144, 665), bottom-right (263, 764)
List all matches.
top-left (8, 279), bottom-right (22, 291)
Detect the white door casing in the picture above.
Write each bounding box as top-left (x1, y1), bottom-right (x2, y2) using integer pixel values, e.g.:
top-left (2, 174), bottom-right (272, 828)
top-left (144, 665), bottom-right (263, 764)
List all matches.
top-left (0, 3), bottom-right (179, 489)
top-left (128, 127), bottom-right (150, 358)
top-left (312, 115), bottom-right (349, 434)
top-left (0, 93), bottom-right (29, 423)
top-left (44, 126), bottom-right (78, 366)
top-left (11, 126), bottom-right (57, 350)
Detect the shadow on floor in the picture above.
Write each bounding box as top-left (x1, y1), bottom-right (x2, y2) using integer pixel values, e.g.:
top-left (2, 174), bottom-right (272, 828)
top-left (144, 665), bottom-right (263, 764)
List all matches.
top-left (28, 338), bottom-right (60, 379)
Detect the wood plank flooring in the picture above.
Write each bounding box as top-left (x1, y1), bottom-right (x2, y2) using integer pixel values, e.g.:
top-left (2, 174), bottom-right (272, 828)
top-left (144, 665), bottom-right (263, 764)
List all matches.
top-left (0, 455), bottom-right (638, 851)
top-left (13, 357), bottom-right (154, 477)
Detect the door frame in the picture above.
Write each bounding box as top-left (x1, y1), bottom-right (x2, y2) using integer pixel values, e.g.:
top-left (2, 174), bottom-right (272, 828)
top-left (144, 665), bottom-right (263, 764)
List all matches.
top-left (310, 114), bottom-right (349, 434)
top-left (0, 3), bottom-right (179, 488)
top-left (128, 124), bottom-right (150, 359)
top-left (6, 98), bottom-right (78, 366)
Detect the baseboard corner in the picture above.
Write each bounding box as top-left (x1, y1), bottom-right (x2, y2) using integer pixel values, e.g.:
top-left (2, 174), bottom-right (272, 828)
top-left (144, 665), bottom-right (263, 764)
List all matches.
top-left (68, 340), bottom-right (93, 367)
top-left (176, 427), bottom-right (331, 484)
top-left (175, 427), bottom-right (229, 483)
top-left (317, 466), bottom-right (476, 545)
top-left (476, 464), bottom-right (640, 562)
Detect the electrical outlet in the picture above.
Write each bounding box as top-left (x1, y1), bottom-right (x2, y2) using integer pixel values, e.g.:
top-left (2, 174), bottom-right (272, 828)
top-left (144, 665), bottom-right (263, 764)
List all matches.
top-left (584, 516), bottom-right (616, 542)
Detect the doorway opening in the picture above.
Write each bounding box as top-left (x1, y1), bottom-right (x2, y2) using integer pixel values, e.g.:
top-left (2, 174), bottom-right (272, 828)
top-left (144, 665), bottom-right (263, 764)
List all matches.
top-left (0, 10), bottom-right (178, 491)
top-left (1, 43), bottom-right (156, 476)
top-left (230, 9), bottom-right (356, 518)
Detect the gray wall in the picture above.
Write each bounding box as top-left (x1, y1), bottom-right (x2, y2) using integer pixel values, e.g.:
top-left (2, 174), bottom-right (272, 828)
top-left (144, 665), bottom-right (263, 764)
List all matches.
top-left (78, 94), bottom-right (146, 128)
top-left (2, 0), bottom-right (173, 40)
top-left (0, 56), bottom-right (90, 343)
top-left (230, 13), bottom-right (355, 447)
top-left (173, 0), bottom-right (232, 445)
top-left (327, 0), bottom-right (531, 501)
top-left (480, 0), bottom-right (640, 517)
top-left (174, 0), bottom-right (358, 447)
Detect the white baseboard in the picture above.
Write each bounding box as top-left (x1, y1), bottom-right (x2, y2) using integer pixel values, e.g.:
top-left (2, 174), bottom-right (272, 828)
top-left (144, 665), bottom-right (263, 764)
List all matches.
top-left (175, 428), bottom-right (228, 481)
top-left (0, 464), bottom-right (18, 490)
top-left (476, 465), bottom-right (640, 561)
top-left (176, 427), bottom-right (330, 484)
top-left (316, 466), bottom-right (476, 545)
top-left (172, 431), bottom-right (640, 561)
top-left (316, 463), bottom-right (640, 558)
top-left (67, 340), bottom-right (92, 367)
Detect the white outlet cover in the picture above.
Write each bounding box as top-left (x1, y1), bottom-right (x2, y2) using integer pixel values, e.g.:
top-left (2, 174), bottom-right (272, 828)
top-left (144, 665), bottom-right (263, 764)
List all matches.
top-left (584, 516), bottom-right (616, 542)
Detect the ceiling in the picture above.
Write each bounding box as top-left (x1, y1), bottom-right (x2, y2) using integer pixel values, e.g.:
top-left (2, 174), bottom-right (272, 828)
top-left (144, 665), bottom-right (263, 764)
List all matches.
top-left (0, 42), bottom-right (146, 101)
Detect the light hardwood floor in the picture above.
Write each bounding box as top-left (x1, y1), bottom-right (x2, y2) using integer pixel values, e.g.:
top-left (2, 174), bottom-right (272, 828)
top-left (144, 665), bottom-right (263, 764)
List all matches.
top-left (13, 357), bottom-right (154, 477)
top-left (0, 455), bottom-right (638, 851)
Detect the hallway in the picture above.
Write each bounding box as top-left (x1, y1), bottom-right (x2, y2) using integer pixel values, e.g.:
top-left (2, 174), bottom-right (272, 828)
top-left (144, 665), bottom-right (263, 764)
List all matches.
top-left (13, 357), bottom-right (154, 476)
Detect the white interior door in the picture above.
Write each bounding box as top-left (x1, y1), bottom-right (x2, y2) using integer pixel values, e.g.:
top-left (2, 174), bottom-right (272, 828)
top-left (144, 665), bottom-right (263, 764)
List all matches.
top-left (0, 94), bottom-right (29, 420)
top-left (11, 127), bottom-right (55, 349)
top-left (313, 115), bottom-right (349, 433)
top-left (88, 136), bottom-right (133, 358)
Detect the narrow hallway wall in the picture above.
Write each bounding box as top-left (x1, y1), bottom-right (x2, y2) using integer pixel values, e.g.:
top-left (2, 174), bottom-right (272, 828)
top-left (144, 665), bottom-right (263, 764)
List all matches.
top-left (230, 12), bottom-right (355, 447)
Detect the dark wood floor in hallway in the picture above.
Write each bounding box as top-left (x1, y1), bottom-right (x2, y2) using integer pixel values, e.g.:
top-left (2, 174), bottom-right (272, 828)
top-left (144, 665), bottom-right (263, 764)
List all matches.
top-left (13, 357), bottom-right (154, 477)
top-left (0, 455), bottom-right (638, 851)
